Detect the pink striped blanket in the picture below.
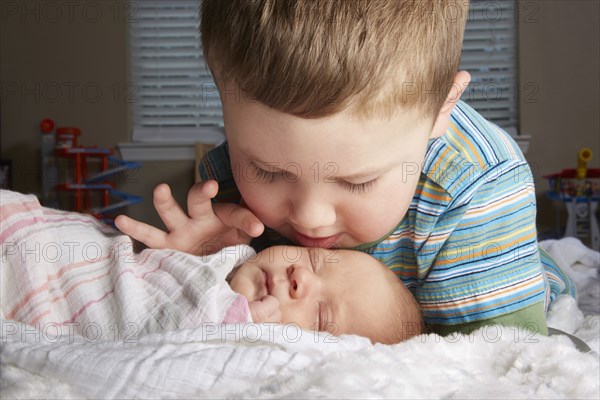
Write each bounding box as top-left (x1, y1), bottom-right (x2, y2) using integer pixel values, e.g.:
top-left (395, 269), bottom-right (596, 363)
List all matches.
top-left (0, 190), bottom-right (252, 341)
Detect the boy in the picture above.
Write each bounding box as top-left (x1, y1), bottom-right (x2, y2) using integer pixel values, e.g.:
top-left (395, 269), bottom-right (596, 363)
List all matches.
top-left (1, 190), bottom-right (422, 344)
top-left (116, 1), bottom-right (574, 335)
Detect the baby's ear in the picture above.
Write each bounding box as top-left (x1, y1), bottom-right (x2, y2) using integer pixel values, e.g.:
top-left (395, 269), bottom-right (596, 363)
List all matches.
top-left (429, 71), bottom-right (471, 139)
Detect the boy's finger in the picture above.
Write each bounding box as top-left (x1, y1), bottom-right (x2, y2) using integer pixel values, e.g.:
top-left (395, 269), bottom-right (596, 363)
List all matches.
top-left (114, 215), bottom-right (168, 249)
top-left (214, 203), bottom-right (265, 238)
top-left (153, 184), bottom-right (190, 231)
top-left (187, 180), bottom-right (219, 220)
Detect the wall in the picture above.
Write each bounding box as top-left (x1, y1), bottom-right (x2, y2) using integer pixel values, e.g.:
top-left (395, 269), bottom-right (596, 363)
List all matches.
top-left (1, 1), bottom-right (129, 189)
top-left (518, 0), bottom-right (600, 233)
top-left (0, 1), bottom-right (194, 228)
top-left (1, 0), bottom-right (598, 233)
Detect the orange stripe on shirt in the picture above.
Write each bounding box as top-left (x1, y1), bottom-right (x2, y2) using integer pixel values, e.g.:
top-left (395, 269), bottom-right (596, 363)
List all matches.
top-left (449, 122), bottom-right (486, 169)
top-left (421, 280), bottom-right (542, 316)
top-left (434, 229), bottom-right (537, 266)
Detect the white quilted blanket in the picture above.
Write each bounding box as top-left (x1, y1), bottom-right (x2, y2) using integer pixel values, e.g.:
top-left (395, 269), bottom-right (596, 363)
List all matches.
top-left (1, 227), bottom-right (599, 399)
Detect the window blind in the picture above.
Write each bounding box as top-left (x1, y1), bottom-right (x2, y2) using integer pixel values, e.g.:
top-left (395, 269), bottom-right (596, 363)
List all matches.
top-left (129, 0), bottom-right (519, 142)
top-left (460, 0), bottom-right (519, 132)
top-left (129, 0), bottom-right (224, 143)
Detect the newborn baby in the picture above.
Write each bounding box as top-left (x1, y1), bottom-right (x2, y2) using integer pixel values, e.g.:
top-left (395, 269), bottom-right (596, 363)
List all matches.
top-left (1, 190), bottom-right (422, 344)
top-left (232, 245), bottom-right (423, 344)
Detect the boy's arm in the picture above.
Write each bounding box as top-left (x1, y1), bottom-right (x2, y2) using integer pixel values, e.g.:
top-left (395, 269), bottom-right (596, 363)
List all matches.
top-left (416, 159), bottom-right (550, 332)
top-left (428, 302), bottom-right (548, 336)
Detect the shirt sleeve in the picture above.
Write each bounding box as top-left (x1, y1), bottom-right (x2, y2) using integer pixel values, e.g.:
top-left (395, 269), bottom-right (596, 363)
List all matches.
top-left (198, 142), bottom-right (242, 204)
top-left (416, 159), bottom-right (549, 327)
top-left (428, 302), bottom-right (548, 336)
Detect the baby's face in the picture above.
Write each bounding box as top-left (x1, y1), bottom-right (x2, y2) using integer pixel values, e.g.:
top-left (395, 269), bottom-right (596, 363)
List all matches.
top-left (229, 246), bottom-right (401, 339)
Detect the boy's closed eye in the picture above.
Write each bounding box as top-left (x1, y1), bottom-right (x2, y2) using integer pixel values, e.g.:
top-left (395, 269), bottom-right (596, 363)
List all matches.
top-left (249, 160), bottom-right (379, 194)
top-left (248, 161), bottom-right (293, 183)
top-left (338, 178), bottom-right (379, 194)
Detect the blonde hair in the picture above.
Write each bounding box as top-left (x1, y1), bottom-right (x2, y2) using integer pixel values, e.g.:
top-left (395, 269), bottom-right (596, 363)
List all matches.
top-left (201, 0), bottom-right (468, 120)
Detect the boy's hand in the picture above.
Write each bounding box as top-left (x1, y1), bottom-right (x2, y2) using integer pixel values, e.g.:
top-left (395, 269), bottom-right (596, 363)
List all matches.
top-left (115, 181), bottom-right (264, 255)
top-left (248, 295), bottom-right (281, 323)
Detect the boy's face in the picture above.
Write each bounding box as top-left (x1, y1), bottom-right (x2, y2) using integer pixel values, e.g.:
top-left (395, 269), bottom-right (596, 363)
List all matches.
top-left (229, 246), bottom-right (398, 337)
top-left (223, 94), bottom-right (436, 248)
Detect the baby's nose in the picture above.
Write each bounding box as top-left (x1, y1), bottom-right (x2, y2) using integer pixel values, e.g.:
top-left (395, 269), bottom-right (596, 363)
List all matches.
top-left (288, 265), bottom-right (315, 300)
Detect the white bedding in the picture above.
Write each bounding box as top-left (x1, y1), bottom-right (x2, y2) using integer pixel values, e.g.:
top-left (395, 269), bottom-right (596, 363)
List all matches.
top-left (2, 228), bottom-right (599, 399)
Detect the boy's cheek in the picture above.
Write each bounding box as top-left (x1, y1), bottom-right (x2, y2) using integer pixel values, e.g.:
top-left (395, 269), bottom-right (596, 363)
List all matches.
top-left (238, 184), bottom-right (283, 222)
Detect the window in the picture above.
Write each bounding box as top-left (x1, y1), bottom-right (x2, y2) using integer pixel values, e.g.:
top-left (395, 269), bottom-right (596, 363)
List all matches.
top-left (124, 0), bottom-right (525, 159)
top-left (460, 0), bottom-right (519, 132)
top-left (128, 0), bottom-right (224, 144)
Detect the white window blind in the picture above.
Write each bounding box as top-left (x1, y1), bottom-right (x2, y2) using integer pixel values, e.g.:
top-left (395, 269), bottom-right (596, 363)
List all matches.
top-left (460, 0), bottom-right (518, 132)
top-left (129, 0), bottom-right (224, 143)
top-left (128, 0), bottom-right (520, 143)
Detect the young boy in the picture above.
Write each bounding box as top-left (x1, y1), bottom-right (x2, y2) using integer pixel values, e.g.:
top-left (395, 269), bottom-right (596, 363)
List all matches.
top-left (1, 190), bottom-right (422, 344)
top-left (116, 1), bottom-right (574, 335)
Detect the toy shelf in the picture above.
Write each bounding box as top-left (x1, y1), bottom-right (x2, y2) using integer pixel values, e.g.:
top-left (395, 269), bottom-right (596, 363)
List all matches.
top-left (40, 118), bottom-right (142, 224)
top-left (544, 167), bottom-right (600, 251)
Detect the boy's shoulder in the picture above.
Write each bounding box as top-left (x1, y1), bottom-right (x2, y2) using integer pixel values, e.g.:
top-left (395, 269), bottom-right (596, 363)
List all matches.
top-left (198, 142), bottom-right (243, 204)
top-left (448, 100), bottom-right (525, 164)
top-left (422, 100), bottom-right (528, 198)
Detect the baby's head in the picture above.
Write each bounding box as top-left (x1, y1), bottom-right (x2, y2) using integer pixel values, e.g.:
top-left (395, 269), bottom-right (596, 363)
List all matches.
top-left (229, 246), bottom-right (422, 344)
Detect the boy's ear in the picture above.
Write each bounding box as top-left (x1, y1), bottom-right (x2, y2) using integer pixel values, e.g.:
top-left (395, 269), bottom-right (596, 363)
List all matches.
top-left (429, 71), bottom-right (471, 139)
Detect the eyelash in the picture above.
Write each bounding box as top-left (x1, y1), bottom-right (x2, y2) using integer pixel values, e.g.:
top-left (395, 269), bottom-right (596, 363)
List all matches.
top-left (251, 163), bottom-right (379, 195)
top-left (341, 178), bottom-right (378, 195)
top-left (252, 165), bottom-right (279, 183)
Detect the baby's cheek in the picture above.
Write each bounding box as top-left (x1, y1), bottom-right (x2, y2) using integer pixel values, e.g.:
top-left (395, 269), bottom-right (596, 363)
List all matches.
top-left (230, 277), bottom-right (257, 302)
top-left (279, 304), bottom-right (314, 331)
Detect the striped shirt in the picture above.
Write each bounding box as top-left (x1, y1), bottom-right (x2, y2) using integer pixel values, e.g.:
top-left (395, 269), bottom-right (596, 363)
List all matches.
top-left (199, 100), bottom-right (573, 327)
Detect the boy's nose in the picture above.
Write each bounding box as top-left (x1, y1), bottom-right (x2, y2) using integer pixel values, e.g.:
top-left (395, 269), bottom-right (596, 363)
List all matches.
top-left (288, 190), bottom-right (336, 231)
top-left (288, 265), bottom-right (317, 300)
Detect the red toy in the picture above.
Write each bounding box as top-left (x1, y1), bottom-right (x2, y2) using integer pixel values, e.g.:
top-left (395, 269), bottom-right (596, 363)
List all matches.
top-left (40, 119), bottom-right (142, 223)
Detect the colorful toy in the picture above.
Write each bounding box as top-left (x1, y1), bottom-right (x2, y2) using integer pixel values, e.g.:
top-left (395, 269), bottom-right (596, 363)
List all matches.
top-left (40, 119), bottom-right (143, 224)
top-left (545, 148), bottom-right (600, 251)
top-left (576, 148), bottom-right (593, 179)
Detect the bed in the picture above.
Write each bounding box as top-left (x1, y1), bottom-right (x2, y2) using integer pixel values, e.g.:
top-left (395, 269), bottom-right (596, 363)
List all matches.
top-left (1, 192), bottom-right (599, 399)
